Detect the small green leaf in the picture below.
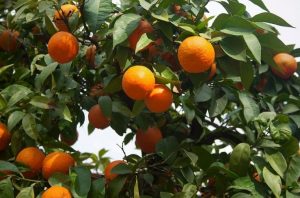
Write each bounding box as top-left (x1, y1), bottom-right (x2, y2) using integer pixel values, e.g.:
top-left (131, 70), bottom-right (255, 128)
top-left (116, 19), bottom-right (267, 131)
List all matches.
top-left (251, 12), bottom-right (294, 27)
top-left (194, 83), bottom-right (212, 102)
top-left (35, 62), bottom-right (58, 91)
top-left (239, 92), bottom-right (259, 123)
top-left (221, 36), bottom-right (247, 62)
top-left (265, 150), bottom-right (287, 178)
top-left (240, 61), bottom-right (254, 90)
top-left (229, 143), bottom-right (251, 176)
top-left (98, 96), bottom-right (112, 118)
top-left (113, 14), bottom-right (142, 48)
top-left (29, 96), bottom-right (54, 109)
top-left (16, 186), bottom-right (34, 198)
top-left (263, 167), bottom-right (281, 198)
top-left (182, 150), bottom-right (198, 166)
top-left (209, 95), bottom-right (228, 117)
top-left (243, 34), bottom-right (261, 63)
top-left (135, 33), bottom-right (153, 54)
top-left (22, 114), bottom-right (38, 140)
top-left (131, 101), bottom-right (145, 117)
top-left (0, 178), bottom-right (14, 198)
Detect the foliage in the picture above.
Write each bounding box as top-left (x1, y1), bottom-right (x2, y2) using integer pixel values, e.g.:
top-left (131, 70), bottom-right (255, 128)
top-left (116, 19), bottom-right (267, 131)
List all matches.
top-left (0, 0), bottom-right (300, 197)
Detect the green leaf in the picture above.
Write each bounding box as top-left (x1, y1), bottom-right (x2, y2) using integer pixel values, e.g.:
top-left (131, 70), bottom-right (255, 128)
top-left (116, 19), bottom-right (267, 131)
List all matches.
top-left (111, 163), bottom-right (132, 175)
top-left (0, 161), bottom-right (20, 173)
top-left (134, 176), bottom-right (140, 198)
top-left (240, 61), bottom-right (254, 90)
top-left (192, 146), bottom-right (215, 170)
top-left (131, 101), bottom-right (145, 117)
top-left (182, 150), bottom-right (198, 166)
top-left (209, 95), bottom-right (228, 117)
top-left (110, 112), bottom-right (130, 136)
top-left (286, 155), bottom-right (300, 186)
top-left (16, 186), bottom-right (34, 198)
top-left (0, 95), bottom-right (6, 110)
top-left (265, 150), bottom-right (287, 178)
top-left (220, 36), bottom-right (247, 62)
top-left (263, 167), bottom-right (281, 198)
top-left (160, 192), bottom-right (174, 198)
top-left (194, 83), bottom-right (212, 102)
top-left (251, 12), bottom-right (294, 27)
top-left (35, 62), bottom-right (58, 91)
top-left (249, 0), bottom-right (269, 11)
top-left (72, 166), bottom-right (92, 196)
top-left (98, 96), bottom-right (112, 118)
top-left (243, 34), bottom-right (261, 63)
top-left (113, 14), bottom-right (142, 48)
top-left (103, 76), bottom-right (123, 94)
top-left (259, 33), bottom-right (290, 52)
top-left (238, 92), bottom-right (259, 123)
top-left (135, 33), bottom-right (153, 53)
top-left (62, 105), bottom-right (72, 122)
top-left (29, 96), bottom-right (54, 109)
top-left (181, 183), bottom-right (197, 198)
top-left (139, 0), bottom-right (158, 10)
top-left (48, 173), bottom-right (71, 187)
top-left (0, 64), bottom-right (13, 75)
top-left (229, 143), bottom-right (251, 176)
top-left (22, 114), bottom-right (38, 141)
top-left (156, 136), bottom-right (179, 159)
top-left (280, 137), bottom-right (299, 157)
top-left (270, 123), bottom-right (292, 144)
top-left (0, 178), bottom-right (14, 198)
top-left (8, 111), bottom-right (25, 131)
top-left (45, 14), bottom-right (57, 35)
top-left (88, 178), bottom-right (105, 198)
top-left (231, 193), bottom-right (252, 198)
top-left (7, 89), bottom-right (32, 107)
top-left (107, 176), bottom-right (127, 197)
top-left (207, 162), bottom-right (239, 179)
top-left (83, 0), bottom-right (114, 33)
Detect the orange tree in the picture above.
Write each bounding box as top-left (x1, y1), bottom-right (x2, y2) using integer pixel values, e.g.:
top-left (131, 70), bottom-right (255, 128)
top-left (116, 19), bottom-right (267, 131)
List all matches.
top-left (0, 0), bottom-right (300, 197)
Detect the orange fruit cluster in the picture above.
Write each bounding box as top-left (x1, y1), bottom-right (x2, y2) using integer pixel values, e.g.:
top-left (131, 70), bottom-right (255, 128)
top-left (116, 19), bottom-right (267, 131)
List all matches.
top-left (122, 65), bottom-right (173, 113)
top-left (48, 31), bottom-right (79, 64)
top-left (42, 186), bottom-right (72, 198)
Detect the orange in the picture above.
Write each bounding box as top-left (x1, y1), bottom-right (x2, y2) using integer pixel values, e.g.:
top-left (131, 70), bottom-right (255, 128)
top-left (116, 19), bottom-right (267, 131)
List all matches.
top-left (16, 147), bottom-right (45, 178)
top-left (253, 172), bottom-right (261, 182)
top-left (144, 84), bottom-right (173, 113)
top-left (136, 127), bottom-right (162, 153)
top-left (42, 151), bottom-right (75, 179)
top-left (271, 53), bottom-right (297, 79)
top-left (0, 123), bottom-right (11, 151)
top-left (128, 19), bottom-right (153, 50)
top-left (178, 36), bottom-right (215, 73)
top-left (88, 104), bottom-right (110, 129)
top-left (42, 186), bottom-right (71, 198)
top-left (122, 66), bottom-right (155, 100)
top-left (0, 30), bottom-right (20, 52)
top-left (104, 160), bottom-right (125, 181)
top-left (85, 45), bottom-right (97, 67)
top-left (53, 4), bottom-right (80, 31)
top-left (48, 31), bottom-right (79, 64)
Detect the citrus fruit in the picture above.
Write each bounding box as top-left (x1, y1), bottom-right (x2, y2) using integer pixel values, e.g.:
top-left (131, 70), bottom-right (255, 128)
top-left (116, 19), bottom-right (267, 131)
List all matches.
top-left (0, 123), bottom-right (11, 151)
top-left (104, 160), bottom-right (125, 181)
top-left (122, 65), bottom-right (155, 100)
top-left (53, 4), bottom-right (80, 31)
top-left (128, 19), bottom-right (153, 50)
top-left (42, 186), bottom-right (71, 198)
top-left (42, 151), bottom-right (75, 179)
top-left (85, 45), bottom-right (97, 67)
top-left (178, 36), bottom-right (215, 73)
top-left (16, 147), bottom-right (45, 178)
top-left (48, 31), bottom-right (79, 64)
top-left (144, 84), bottom-right (173, 113)
top-left (0, 30), bottom-right (20, 52)
top-left (271, 53), bottom-right (297, 79)
top-left (88, 104), bottom-right (110, 129)
top-left (136, 127), bottom-right (162, 153)
top-left (60, 131), bottom-right (78, 146)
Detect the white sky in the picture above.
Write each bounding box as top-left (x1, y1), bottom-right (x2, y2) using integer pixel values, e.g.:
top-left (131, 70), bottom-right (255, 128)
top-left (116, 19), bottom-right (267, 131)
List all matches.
top-left (73, 0), bottom-right (300, 160)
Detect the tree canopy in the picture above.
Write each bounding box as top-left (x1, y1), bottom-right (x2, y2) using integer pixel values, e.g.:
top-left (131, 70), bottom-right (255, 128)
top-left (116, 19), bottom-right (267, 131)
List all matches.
top-left (0, 0), bottom-right (300, 197)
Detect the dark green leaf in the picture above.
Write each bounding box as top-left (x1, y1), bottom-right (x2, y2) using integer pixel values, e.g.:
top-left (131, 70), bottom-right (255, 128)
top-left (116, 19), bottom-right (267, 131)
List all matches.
top-left (111, 163), bottom-right (132, 175)
top-left (194, 83), bottom-right (212, 102)
top-left (251, 12), bottom-right (294, 27)
top-left (249, 0), bottom-right (269, 12)
top-left (98, 96), bottom-right (112, 118)
top-left (88, 178), bottom-right (105, 198)
top-left (220, 36), bottom-right (247, 62)
top-left (0, 161), bottom-right (20, 173)
top-left (73, 166), bottom-right (92, 196)
top-left (240, 61), bottom-right (254, 90)
top-left (131, 101), bottom-right (145, 117)
top-left (209, 95), bottom-right (228, 117)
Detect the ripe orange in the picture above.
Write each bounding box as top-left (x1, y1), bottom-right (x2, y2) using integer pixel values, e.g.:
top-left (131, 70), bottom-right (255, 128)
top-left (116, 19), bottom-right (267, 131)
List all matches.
top-left (42, 151), bottom-right (75, 179)
top-left (88, 104), bottom-right (110, 129)
top-left (104, 160), bottom-right (125, 181)
top-left (144, 84), bottom-right (173, 113)
top-left (122, 66), bottom-right (155, 100)
top-left (16, 147), bottom-right (45, 178)
top-left (271, 53), bottom-right (297, 79)
top-left (42, 186), bottom-right (72, 198)
top-left (48, 31), bottom-right (79, 64)
top-left (0, 30), bottom-right (20, 52)
top-left (136, 127), bottom-right (163, 153)
top-left (128, 19), bottom-right (153, 50)
top-left (60, 131), bottom-right (78, 146)
top-left (0, 123), bottom-right (11, 151)
top-left (85, 45), bottom-right (97, 67)
top-left (53, 4), bottom-right (80, 31)
top-left (178, 36), bottom-right (215, 73)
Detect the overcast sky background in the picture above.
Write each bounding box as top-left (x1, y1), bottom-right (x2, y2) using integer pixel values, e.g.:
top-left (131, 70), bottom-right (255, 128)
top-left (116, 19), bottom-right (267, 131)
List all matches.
top-left (73, 0), bottom-right (300, 160)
